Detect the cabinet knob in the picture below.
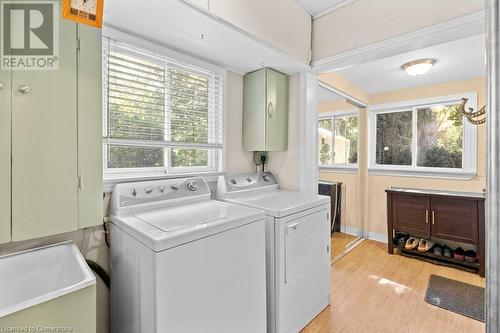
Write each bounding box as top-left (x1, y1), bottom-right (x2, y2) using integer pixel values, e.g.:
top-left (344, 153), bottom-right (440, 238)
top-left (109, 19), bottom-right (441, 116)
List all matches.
top-left (267, 102), bottom-right (273, 117)
top-left (0, 83), bottom-right (4, 90)
top-left (18, 85), bottom-right (30, 94)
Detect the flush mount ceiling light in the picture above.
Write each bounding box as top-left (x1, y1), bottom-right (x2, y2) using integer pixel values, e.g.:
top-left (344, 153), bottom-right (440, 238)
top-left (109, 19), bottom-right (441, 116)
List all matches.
top-left (401, 59), bottom-right (436, 76)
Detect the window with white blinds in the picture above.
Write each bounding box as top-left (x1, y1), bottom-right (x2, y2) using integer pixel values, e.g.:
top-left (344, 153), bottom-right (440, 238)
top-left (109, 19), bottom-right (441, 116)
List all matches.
top-left (102, 39), bottom-right (224, 175)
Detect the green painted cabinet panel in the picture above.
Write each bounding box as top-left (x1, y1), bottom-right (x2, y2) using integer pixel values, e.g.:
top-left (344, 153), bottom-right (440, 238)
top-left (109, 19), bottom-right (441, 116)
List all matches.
top-left (243, 68), bottom-right (288, 152)
top-left (77, 24), bottom-right (103, 228)
top-left (0, 63), bottom-right (11, 243)
top-left (266, 68), bottom-right (289, 151)
top-left (11, 18), bottom-right (78, 241)
top-left (243, 69), bottom-right (267, 151)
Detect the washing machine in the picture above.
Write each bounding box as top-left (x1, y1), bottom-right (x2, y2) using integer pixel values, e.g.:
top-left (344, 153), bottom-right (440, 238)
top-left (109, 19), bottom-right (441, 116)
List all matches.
top-left (110, 177), bottom-right (267, 333)
top-left (217, 172), bottom-right (331, 333)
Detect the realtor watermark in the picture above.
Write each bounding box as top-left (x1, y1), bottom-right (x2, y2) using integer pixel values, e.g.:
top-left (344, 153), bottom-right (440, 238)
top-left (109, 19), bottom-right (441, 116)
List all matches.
top-left (0, 326), bottom-right (72, 332)
top-left (1, 0), bottom-right (59, 70)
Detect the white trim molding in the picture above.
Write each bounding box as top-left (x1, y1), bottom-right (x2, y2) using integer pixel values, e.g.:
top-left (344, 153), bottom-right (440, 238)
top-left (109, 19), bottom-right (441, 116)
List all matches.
top-left (318, 81), bottom-right (368, 108)
top-left (341, 226), bottom-right (387, 243)
top-left (486, 1), bottom-right (499, 330)
top-left (312, 11), bottom-right (485, 73)
top-left (368, 92), bottom-right (478, 179)
top-left (312, 0), bottom-right (357, 20)
top-left (299, 72), bottom-right (319, 194)
top-left (317, 108), bottom-right (358, 119)
top-left (319, 165), bottom-right (358, 173)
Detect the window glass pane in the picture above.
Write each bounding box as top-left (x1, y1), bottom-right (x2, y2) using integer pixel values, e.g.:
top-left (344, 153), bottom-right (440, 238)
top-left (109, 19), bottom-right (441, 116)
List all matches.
top-left (318, 119), bottom-right (333, 165)
top-left (334, 116), bottom-right (358, 164)
top-left (107, 145), bottom-right (164, 168)
top-left (171, 149), bottom-right (209, 167)
top-left (417, 104), bottom-right (463, 168)
top-left (169, 67), bottom-right (209, 144)
top-left (376, 111), bottom-right (412, 165)
top-left (107, 51), bottom-right (166, 141)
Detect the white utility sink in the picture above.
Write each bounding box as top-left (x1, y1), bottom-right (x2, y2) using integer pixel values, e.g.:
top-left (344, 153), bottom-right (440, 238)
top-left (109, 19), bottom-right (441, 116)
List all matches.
top-left (0, 241), bottom-right (96, 318)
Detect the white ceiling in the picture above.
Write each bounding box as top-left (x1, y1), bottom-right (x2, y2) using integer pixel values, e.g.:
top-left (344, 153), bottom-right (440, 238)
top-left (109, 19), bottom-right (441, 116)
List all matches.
top-left (103, 0), bottom-right (309, 75)
top-left (317, 85), bottom-right (342, 103)
top-left (335, 34), bottom-right (486, 94)
top-left (294, 0), bottom-right (349, 16)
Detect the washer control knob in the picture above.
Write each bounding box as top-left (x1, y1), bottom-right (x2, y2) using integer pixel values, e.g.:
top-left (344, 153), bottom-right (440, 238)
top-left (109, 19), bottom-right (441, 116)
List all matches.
top-left (132, 189), bottom-right (137, 197)
top-left (246, 177), bottom-right (252, 183)
top-left (186, 180), bottom-right (199, 192)
top-left (159, 185), bottom-right (166, 193)
top-left (262, 174), bottom-right (271, 182)
top-left (231, 179), bottom-right (236, 185)
top-left (145, 187), bottom-right (153, 194)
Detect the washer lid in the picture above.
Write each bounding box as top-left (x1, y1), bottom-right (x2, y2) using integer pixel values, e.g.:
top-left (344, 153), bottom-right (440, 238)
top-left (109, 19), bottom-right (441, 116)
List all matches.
top-left (219, 189), bottom-right (330, 218)
top-left (112, 200), bottom-right (265, 251)
top-left (135, 201), bottom-right (230, 232)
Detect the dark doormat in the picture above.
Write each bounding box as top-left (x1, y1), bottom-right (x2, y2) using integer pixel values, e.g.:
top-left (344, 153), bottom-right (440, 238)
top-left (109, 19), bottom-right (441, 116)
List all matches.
top-left (425, 274), bottom-right (485, 322)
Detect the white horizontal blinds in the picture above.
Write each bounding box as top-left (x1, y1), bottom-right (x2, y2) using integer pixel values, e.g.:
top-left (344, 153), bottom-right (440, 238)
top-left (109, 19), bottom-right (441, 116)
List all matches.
top-left (103, 39), bottom-right (223, 151)
top-left (107, 47), bottom-right (166, 142)
top-left (167, 63), bottom-right (223, 145)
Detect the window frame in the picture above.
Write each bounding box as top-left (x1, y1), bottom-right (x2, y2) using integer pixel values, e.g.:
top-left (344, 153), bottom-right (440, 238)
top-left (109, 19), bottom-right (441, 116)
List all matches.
top-left (101, 33), bottom-right (226, 186)
top-left (368, 92), bottom-right (478, 179)
top-left (317, 109), bottom-right (359, 172)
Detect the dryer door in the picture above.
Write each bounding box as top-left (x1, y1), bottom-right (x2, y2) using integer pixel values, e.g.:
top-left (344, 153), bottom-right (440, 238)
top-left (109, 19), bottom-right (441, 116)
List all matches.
top-left (276, 206), bottom-right (331, 333)
top-left (284, 210), bottom-right (330, 282)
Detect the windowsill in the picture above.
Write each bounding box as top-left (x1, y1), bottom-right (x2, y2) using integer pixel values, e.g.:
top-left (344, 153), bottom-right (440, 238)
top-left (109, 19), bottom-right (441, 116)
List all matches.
top-left (319, 165), bottom-right (358, 174)
top-left (103, 171), bottom-right (222, 192)
top-left (368, 167), bottom-right (476, 180)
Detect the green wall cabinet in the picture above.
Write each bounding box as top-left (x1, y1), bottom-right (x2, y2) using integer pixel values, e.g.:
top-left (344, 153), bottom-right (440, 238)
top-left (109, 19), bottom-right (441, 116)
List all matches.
top-left (0, 55), bottom-right (11, 244)
top-left (243, 68), bottom-right (289, 152)
top-left (0, 3), bottom-right (102, 242)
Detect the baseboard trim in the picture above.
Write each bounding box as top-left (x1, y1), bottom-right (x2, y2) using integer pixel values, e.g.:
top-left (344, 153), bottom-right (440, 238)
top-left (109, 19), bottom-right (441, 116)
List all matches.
top-left (338, 225), bottom-right (387, 244)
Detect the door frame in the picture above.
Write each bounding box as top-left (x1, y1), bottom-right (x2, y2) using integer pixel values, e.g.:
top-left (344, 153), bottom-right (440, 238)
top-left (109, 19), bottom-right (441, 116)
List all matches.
top-left (486, 1), bottom-right (499, 331)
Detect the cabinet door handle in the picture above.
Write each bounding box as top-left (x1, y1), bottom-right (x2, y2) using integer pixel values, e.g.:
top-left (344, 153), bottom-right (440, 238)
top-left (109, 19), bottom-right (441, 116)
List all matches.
top-left (18, 85), bottom-right (30, 94)
top-left (425, 210), bottom-right (429, 224)
top-left (432, 211), bottom-right (435, 225)
top-left (286, 223), bottom-right (298, 234)
top-left (267, 102), bottom-right (273, 117)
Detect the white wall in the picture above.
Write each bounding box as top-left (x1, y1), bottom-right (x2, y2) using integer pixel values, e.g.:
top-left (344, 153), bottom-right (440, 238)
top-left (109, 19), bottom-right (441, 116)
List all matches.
top-left (209, 0), bottom-right (312, 64)
top-left (312, 0), bottom-right (484, 61)
top-left (268, 74), bottom-right (300, 190)
top-left (225, 71), bottom-right (255, 173)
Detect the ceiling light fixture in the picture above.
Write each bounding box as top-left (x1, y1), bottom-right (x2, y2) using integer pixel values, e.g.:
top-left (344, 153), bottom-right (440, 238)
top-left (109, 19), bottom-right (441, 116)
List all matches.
top-left (401, 59), bottom-right (435, 76)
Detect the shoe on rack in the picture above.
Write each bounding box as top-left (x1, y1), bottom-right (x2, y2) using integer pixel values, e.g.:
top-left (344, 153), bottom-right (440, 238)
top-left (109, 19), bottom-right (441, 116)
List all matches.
top-left (433, 245), bottom-right (443, 256)
top-left (418, 239), bottom-right (435, 252)
top-left (464, 250), bottom-right (478, 263)
top-left (393, 231), bottom-right (409, 249)
top-left (443, 245), bottom-right (453, 258)
top-left (405, 237), bottom-right (419, 250)
top-left (454, 247), bottom-right (465, 261)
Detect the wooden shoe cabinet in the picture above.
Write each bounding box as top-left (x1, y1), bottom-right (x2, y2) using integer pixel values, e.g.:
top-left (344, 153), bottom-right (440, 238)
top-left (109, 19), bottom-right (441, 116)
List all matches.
top-left (386, 187), bottom-right (485, 277)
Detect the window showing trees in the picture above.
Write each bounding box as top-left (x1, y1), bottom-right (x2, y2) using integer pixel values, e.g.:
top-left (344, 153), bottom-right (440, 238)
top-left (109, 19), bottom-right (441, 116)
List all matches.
top-left (372, 101), bottom-right (468, 171)
top-left (318, 113), bottom-right (358, 166)
top-left (375, 111), bottom-right (412, 165)
top-left (417, 105), bottom-right (463, 168)
top-left (103, 41), bottom-right (223, 175)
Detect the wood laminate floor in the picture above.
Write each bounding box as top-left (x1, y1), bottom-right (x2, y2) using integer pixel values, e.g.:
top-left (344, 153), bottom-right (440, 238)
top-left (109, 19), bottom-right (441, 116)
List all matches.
top-left (331, 232), bottom-right (359, 260)
top-left (303, 240), bottom-right (485, 333)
